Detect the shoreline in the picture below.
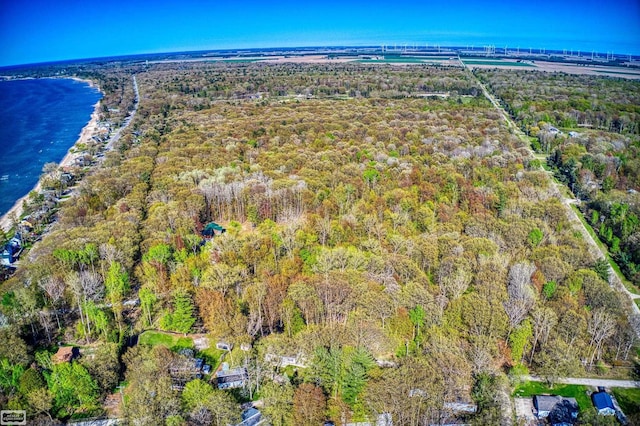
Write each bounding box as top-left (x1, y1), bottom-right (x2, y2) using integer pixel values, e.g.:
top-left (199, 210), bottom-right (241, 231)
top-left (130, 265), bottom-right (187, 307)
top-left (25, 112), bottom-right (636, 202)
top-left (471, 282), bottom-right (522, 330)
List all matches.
top-left (0, 82), bottom-right (102, 233)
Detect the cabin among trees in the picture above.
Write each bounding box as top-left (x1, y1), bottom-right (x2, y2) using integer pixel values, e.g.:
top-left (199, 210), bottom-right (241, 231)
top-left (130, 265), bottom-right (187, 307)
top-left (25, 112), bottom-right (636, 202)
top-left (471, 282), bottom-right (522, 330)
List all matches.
top-left (52, 346), bottom-right (79, 364)
top-left (201, 221), bottom-right (226, 239)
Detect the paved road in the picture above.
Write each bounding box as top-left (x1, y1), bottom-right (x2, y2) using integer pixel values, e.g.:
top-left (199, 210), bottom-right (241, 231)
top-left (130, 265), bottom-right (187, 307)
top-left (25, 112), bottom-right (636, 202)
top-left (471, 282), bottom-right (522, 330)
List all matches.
top-left (104, 75), bottom-right (139, 152)
top-left (526, 375), bottom-right (639, 389)
top-left (466, 65), bottom-right (640, 337)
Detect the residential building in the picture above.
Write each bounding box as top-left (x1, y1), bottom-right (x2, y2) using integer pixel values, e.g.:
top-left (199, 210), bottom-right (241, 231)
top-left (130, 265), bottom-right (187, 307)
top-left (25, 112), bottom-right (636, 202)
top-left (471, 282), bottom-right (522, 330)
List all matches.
top-left (533, 395), bottom-right (578, 425)
top-left (592, 391), bottom-right (616, 416)
top-left (236, 407), bottom-right (263, 426)
top-left (215, 366), bottom-right (248, 390)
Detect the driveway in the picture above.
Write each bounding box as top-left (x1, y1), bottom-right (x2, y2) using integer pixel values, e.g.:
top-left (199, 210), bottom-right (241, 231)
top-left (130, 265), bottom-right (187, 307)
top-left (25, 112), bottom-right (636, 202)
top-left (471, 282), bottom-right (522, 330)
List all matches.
top-left (514, 397), bottom-right (536, 424)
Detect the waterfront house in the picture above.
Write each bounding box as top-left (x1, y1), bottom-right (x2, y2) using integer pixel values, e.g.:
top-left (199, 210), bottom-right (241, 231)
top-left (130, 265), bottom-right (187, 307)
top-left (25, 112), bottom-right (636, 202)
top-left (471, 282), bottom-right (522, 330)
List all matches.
top-left (1, 234), bottom-right (22, 266)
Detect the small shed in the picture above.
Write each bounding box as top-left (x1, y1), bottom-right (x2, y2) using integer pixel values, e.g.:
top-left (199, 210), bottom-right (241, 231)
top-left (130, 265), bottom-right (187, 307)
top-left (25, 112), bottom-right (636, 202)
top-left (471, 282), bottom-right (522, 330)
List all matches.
top-left (216, 341), bottom-right (233, 351)
top-left (592, 391), bottom-right (616, 416)
top-left (53, 346), bottom-right (78, 364)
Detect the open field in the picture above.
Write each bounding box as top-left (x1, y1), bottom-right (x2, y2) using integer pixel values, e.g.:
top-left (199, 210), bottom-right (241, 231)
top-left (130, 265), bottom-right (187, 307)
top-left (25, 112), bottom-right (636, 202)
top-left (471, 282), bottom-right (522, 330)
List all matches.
top-left (462, 59), bottom-right (535, 67)
top-left (145, 53), bottom-right (640, 78)
top-left (357, 57), bottom-right (432, 63)
top-left (467, 60), bottom-right (640, 79)
top-left (595, 69), bottom-right (640, 76)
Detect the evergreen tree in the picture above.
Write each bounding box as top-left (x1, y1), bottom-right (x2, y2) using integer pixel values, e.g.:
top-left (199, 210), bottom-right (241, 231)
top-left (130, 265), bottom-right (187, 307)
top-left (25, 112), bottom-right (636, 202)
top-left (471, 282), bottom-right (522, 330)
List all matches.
top-left (161, 291), bottom-right (195, 334)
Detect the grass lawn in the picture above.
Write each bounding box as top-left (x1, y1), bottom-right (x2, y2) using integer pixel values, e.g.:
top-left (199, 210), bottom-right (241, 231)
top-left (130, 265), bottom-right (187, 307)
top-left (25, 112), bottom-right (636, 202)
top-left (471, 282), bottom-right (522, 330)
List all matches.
top-left (612, 388), bottom-right (640, 415)
top-left (595, 70), bottom-right (640, 76)
top-left (199, 347), bottom-right (225, 368)
top-left (514, 382), bottom-right (591, 411)
top-left (138, 331), bottom-right (225, 373)
top-left (138, 330), bottom-right (194, 350)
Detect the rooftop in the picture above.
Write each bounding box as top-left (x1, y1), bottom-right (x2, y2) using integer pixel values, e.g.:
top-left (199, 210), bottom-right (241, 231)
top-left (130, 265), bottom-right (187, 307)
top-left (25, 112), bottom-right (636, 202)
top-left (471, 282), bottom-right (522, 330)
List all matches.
top-left (592, 392), bottom-right (614, 410)
top-left (534, 395), bottom-right (578, 414)
top-left (53, 346), bottom-right (78, 364)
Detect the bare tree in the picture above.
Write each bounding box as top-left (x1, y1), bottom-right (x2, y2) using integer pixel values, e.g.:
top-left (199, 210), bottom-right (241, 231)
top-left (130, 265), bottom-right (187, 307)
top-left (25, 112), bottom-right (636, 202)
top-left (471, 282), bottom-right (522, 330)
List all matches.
top-left (315, 215), bottom-right (331, 246)
top-left (587, 309), bottom-right (616, 368)
top-left (503, 262), bottom-right (536, 338)
top-left (245, 281), bottom-right (266, 337)
top-left (67, 270), bottom-right (104, 340)
top-left (39, 276), bottom-right (65, 329)
top-left (613, 320), bottom-right (639, 361)
top-left (529, 307), bottom-right (557, 362)
top-left (437, 257), bottom-right (472, 300)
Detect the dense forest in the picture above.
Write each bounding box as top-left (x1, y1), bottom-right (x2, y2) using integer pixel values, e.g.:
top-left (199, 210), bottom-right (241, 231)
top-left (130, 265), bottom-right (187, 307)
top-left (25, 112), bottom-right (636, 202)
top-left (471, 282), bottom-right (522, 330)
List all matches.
top-left (1, 62), bottom-right (638, 425)
top-left (476, 70), bottom-right (640, 286)
top-left (475, 70), bottom-right (640, 136)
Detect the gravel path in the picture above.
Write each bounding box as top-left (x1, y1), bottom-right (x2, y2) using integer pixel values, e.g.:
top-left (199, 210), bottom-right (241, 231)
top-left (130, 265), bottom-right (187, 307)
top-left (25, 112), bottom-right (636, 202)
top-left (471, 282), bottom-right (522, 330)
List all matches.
top-left (526, 375), bottom-right (639, 389)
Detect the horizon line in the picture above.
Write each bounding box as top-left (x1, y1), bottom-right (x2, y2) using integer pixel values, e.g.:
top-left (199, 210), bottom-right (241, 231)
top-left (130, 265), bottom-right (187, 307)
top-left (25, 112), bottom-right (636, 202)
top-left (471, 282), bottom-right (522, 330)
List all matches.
top-left (2, 43), bottom-right (639, 69)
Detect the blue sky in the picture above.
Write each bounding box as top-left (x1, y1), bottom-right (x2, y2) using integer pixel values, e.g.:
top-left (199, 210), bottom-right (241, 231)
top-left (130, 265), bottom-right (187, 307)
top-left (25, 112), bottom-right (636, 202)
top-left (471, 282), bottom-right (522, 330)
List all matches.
top-left (1, 0), bottom-right (639, 66)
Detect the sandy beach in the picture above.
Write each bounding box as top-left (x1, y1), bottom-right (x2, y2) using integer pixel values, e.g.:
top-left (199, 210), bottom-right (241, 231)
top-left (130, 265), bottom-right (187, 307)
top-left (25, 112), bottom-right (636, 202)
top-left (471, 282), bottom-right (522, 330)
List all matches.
top-left (0, 89), bottom-right (101, 233)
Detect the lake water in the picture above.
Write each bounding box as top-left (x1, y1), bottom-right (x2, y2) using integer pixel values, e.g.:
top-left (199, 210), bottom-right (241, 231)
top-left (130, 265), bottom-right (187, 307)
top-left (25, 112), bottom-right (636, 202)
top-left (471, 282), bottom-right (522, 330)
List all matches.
top-left (0, 78), bottom-right (102, 216)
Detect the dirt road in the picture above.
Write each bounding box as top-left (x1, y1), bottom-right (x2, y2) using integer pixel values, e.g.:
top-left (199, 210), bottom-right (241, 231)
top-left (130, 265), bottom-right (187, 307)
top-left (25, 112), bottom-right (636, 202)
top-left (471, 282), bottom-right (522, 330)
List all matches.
top-left (526, 375), bottom-right (639, 389)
